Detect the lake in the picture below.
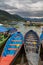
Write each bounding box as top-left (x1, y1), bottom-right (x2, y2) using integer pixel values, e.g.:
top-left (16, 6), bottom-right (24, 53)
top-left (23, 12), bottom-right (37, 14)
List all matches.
top-left (4, 22), bottom-right (42, 37)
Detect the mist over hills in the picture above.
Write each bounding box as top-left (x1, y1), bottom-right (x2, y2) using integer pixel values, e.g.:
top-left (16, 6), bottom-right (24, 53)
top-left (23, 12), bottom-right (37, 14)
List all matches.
top-left (24, 18), bottom-right (43, 22)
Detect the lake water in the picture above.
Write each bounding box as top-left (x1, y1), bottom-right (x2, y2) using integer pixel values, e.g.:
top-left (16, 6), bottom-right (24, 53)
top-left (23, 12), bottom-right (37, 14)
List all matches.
top-left (15, 22), bottom-right (42, 37)
top-left (4, 22), bottom-right (42, 37)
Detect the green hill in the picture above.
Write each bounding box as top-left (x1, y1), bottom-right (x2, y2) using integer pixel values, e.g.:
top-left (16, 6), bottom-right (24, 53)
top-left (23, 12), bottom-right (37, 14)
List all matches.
top-left (0, 10), bottom-right (25, 23)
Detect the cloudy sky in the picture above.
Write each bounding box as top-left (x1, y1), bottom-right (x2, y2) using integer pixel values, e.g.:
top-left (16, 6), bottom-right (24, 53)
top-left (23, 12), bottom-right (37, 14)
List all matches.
top-left (0, 0), bottom-right (43, 18)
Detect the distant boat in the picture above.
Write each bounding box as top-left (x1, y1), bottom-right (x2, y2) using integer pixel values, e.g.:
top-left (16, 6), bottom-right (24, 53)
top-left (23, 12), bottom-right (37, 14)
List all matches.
top-left (9, 21), bottom-right (18, 25)
top-left (0, 26), bottom-right (8, 32)
top-left (24, 30), bottom-right (40, 65)
top-left (40, 30), bottom-right (43, 61)
top-left (0, 32), bottom-right (24, 65)
top-left (8, 27), bottom-right (17, 35)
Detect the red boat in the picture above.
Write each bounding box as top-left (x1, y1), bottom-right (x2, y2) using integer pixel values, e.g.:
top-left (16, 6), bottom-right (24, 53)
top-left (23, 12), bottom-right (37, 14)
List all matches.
top-left (0, 32), bottom-right (24, 65)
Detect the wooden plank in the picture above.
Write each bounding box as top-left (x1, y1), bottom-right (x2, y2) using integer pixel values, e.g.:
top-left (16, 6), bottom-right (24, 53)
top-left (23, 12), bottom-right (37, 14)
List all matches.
top-left (26, 40), bottom-right (37, 42)
top-left (8, 48), bottom-right (19, 50)
top-left (12, 40), bottom-right (22, 42)
top-left (9, 44), bottom-right (21, 46)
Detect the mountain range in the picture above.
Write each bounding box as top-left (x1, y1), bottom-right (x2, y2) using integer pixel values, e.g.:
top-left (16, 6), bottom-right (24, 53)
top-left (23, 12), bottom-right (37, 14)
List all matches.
top-left (0, 10), bottom-right (25, 23)
top-left (0, 10), bottom-right (43, 23)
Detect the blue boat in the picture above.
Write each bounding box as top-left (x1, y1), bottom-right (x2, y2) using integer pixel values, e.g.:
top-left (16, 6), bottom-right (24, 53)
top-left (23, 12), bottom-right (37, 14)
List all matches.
top-left (40, 31), bottom-right (43, 60)
top-left (8, 27), bottom-right (17, 35)
top-left (40, 32), bottom-right (43, 41)
top-left (0, 32), bottom-right (24, 65)
top-left (0, 26), bottom-right (8, 32)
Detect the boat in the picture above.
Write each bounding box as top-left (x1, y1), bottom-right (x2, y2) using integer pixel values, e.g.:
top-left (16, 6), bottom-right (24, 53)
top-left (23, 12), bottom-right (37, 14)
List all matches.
top-left (24, 30), bottom-right (40, 65)
top-left (40, 30), bottom-right (43, 61)
top-left (8, 27), bottom-right (17, 35)
top-left (0, 26), bottom-right (10, 47)
top-left (0, 34), bottom-right (9, 47)
top-left (0, 34), bottom-right (10, 56)
top-left (0, 26), bottom-right (10, 55)
top-left (0, 32), bottom-right (24, 65)
top-left (11, 46), bottom-right (28, 65)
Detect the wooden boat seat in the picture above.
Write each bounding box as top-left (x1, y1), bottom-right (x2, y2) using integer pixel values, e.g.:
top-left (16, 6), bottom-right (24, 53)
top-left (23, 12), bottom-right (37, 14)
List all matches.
top-left (9, 44), bottom-right (21, 46)
top-left (25, 45), bottom-right (37, 48)
top-left (27, 36), bottom-right (34, 38)
top-left (26, 38), bottom-right (37, 40)
top-left (26, 40), bottom-right (37, 42)
top-left (8, 48), bottom-right (18, 50)
top-left (12, 40), bottom-right (22, 42)
top-left (26, 37), bottom-right (37, 39)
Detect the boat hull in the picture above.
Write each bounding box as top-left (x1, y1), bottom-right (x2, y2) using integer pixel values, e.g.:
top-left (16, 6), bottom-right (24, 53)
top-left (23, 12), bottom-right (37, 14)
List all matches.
top-left (0, 44), bottom-right (24, 65)
top-left (0, 35), bottom-right (10, 55)
top-left (0, 35), bottom-right (10, 47)
top-left (40, 33), bottom-right (43, 61)
top-left (24, 30), bottom-right (40, 65)
top-left (0, 32), bottom-right (24, 65)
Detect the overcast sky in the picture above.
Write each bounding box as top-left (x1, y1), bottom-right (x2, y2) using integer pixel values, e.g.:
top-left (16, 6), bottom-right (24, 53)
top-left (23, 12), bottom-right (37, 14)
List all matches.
top-left (0, 0), bottom-right (43, 18)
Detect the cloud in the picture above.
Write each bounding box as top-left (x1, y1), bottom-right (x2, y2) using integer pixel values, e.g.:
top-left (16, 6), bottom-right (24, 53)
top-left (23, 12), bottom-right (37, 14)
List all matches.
top-left (14, 11), bottom-right (43, 17)
top-left (31, 0), bottom-right (43, 3)
top-left (0, 0), bottom-right (43, 17)
top-left (0, 1), bottom-right (17, 12)
top-left (0, 4), bottom-right (17, 10)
